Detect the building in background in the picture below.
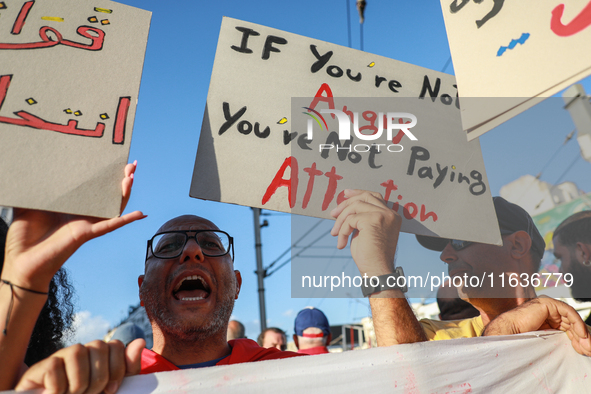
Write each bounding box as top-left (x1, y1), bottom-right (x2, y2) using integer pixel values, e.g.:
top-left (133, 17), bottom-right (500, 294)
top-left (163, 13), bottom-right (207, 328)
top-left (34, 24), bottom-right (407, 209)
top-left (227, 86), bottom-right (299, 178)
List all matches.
top-left (105, 304), bottom-right (153, 349)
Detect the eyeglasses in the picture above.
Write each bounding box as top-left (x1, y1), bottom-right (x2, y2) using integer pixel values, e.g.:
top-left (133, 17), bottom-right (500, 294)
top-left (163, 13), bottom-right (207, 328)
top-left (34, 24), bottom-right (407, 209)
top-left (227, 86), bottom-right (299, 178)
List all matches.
top-left (146, 230), bottom-right (234, 260)
top-left (448, 239), bottom-right (473, 251)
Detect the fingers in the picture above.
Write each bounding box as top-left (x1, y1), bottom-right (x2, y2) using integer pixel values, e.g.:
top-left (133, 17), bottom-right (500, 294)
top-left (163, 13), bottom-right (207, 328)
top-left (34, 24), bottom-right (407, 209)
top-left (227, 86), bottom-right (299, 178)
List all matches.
top-left (16, 340), bottom-right (133, 394)
top-left (333, 201), bottom-right (391, 249)
top-left (89, 210), bottom-right (147, 240)
top-left (62, 344), bottom-right (90, 394)
top-left (124, 338), bottom-right (146, 376)
top-left (538, 297), bottom-right (589, 338)
top-left (330, 189), bottom-right (386, 222)
top-left (105, 340), bottom-right (126, 394)
top-left (85, 340), bottom-right (111, 394)
top-left (528, 297), bottom-right (591, 356)
top-left (121, 160), bottom-right (137, 214)
top-left (15, 344), bottom-right (91, 394)
top-left (330, 190), bottom-right (391, 246)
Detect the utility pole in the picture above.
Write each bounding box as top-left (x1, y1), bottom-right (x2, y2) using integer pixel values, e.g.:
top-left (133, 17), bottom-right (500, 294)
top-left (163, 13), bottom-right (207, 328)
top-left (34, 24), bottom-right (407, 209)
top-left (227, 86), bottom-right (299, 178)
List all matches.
top-left (252, 208), bottom-right (268, 333)
top-left (357, 0), bottom-right (366, 51)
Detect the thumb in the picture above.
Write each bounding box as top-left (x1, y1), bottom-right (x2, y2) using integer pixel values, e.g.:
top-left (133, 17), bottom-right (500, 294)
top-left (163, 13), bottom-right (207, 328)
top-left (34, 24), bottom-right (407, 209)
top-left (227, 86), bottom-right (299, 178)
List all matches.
top-left (124, 338), bottom-right (146, 376)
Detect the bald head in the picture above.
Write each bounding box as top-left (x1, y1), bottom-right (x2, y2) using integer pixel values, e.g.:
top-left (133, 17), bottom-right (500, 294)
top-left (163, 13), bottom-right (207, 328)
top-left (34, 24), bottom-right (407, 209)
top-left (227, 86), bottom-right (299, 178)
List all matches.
top-left (157, 215), bottom-right (219, 233)
top-left (227, 320), bottom-right (246, 340)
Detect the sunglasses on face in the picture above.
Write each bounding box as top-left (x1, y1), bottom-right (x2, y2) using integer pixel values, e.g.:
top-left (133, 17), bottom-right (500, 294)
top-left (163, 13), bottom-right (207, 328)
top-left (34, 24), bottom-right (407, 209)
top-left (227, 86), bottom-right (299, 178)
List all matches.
top-left (448, 239), bottom-right (473, 251)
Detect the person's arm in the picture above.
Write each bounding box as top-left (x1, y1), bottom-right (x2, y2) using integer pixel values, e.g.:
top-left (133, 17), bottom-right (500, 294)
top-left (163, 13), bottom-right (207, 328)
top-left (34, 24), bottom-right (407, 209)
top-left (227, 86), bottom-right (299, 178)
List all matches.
top-left (483, 296), bottom-right (591, 356)
top-left (15, 338), bottom-right (145, 394)
top-left (0, 162), bottom-right (145, 390)
top-left (330, 189), bottom-right (427, 346)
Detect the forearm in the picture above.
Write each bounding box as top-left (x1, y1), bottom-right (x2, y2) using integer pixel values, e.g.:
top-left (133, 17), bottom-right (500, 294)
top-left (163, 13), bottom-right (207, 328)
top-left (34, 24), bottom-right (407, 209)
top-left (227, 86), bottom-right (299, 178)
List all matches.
top-left (369, 289), bottom-right (427, 346)
top-left (481, 314), bottom-right (516, 336)
top-left (0, 283), bottom-right (47, 390)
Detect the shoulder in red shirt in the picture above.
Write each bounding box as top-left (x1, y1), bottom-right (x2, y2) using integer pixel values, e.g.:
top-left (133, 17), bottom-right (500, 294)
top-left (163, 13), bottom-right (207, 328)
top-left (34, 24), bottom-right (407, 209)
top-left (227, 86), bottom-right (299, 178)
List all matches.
top-left (140, 338), bottom-right (304, 374)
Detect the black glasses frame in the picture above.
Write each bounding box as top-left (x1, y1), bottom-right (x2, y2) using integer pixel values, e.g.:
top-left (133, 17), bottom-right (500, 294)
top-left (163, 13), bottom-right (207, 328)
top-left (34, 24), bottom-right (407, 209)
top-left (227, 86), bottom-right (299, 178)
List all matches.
top-left (146, 230), bottom-right (234, 261)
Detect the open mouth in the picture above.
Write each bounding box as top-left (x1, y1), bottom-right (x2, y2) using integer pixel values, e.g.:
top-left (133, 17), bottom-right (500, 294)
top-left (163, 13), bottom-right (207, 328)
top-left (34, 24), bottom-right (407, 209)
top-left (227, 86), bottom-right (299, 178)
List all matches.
top-left (173, 275), bottom-right (211, 301)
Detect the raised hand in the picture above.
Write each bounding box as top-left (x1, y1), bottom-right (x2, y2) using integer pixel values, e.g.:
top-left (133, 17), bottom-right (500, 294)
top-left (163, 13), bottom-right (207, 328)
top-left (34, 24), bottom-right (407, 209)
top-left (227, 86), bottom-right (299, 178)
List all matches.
top-left (2, 162), bottom-right (145, 292)
top-left (330, 189), bottom-right (401, 277)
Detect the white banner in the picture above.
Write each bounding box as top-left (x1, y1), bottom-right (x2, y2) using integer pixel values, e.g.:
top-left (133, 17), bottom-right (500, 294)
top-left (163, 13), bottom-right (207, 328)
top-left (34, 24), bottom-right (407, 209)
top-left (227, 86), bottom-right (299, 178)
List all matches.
top-left (23, 331), bottom-right (586, 394)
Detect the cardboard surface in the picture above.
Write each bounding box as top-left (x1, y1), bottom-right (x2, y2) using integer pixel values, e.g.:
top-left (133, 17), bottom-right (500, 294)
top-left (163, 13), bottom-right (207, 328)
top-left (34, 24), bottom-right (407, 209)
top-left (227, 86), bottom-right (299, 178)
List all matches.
top-left (440, 0), bottom-right (591, 139)
top-left (191, 17), bottom-right (500, 244)
top-left (0, 0), bottom-right (151, 217)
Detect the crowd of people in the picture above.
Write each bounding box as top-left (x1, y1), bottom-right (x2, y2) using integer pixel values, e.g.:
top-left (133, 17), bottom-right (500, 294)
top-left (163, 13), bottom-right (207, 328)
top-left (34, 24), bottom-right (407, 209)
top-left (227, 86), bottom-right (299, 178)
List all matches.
top-left (1, 166), bottom-right (590, 393)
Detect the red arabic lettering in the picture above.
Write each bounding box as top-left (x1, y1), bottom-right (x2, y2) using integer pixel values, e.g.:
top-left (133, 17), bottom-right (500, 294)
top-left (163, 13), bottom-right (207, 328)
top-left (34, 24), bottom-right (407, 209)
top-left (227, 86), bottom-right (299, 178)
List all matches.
top-left (0, 74), bottom-right (128, 142)
top-left (0, 26), bottom-right (104, 51)
top-left (0, 74), bottom-right (11, 110)
top-left (0, 111), bottom-right (105, 137)
top-left (551, 1), bottom-right (591, 37)
top-left (113, 97), bottom-right (130, 144)
top-left (11, 1), bottom-right (35, 35)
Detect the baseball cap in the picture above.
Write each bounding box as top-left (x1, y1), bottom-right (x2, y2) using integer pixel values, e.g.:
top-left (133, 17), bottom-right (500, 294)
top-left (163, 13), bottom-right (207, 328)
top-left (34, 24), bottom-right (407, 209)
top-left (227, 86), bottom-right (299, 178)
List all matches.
top-left (416, 197), bottom-right (545, 260)
top-left (294, 307), bottom-right (330, 337)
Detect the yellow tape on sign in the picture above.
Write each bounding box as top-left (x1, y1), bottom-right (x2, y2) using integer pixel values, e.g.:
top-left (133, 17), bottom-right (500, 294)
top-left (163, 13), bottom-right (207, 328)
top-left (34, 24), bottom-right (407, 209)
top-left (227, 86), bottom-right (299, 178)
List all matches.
top-left (41, 16), bottom-right (64, 22)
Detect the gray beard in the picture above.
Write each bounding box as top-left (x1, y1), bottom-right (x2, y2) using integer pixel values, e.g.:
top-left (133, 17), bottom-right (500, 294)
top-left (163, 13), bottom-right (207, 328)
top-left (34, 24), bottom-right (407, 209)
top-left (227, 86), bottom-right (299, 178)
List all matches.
top-left (569, 261), bottom-right (591, 302)
top-left (141, 289), bottom-right (235, 342)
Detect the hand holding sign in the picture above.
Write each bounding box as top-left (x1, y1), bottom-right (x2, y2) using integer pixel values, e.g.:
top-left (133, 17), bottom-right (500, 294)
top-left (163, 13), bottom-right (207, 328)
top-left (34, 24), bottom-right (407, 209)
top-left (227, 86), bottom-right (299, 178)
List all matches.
top-left (0, 162), bottom-right (144, 390)
top-left (2, 162), bottom-right (145, 294)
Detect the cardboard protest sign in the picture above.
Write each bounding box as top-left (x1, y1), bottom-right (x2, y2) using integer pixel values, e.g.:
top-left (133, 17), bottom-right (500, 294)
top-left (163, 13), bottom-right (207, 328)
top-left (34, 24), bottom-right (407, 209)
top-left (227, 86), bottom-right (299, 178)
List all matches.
top-left (0, 0), bottom-right (150, 217)
top-left (440, 0), bottom-right (591, 140)
top-left (191, 17), bottom-right (500, 244)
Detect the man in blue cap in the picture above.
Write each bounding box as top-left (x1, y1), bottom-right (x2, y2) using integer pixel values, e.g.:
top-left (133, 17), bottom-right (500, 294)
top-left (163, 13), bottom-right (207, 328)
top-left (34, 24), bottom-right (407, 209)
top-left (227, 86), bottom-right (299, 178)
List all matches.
top-left (293, 307), bottom-right (332, 355)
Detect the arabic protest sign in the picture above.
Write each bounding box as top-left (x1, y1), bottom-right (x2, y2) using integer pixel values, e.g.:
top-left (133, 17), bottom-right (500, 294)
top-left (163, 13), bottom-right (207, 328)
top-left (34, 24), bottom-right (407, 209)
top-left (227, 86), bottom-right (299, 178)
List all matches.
top-left (191, 17), bottom-right (500, 244)
top-left (0, 0), bottom-right (150, 217)
top-left (440, 0), bottom-right (591, 140)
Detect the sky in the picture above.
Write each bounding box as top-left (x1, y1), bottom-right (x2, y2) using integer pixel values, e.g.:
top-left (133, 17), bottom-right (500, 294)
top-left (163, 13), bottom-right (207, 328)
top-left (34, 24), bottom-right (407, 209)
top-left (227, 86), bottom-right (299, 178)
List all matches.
top-left (58, 0), bottom-right (591, 344)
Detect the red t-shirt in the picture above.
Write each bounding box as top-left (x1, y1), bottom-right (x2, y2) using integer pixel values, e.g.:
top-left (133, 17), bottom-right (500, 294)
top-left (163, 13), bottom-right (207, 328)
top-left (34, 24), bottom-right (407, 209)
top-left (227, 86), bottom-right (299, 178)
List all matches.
top-left (140, 338), bottom-right (304, 374)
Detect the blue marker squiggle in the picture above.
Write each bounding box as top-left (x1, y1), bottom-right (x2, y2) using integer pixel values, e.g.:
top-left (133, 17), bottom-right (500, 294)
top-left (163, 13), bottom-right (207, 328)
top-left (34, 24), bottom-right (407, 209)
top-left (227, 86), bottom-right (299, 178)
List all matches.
top-left (497, 33), bottom-right (530, 57)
